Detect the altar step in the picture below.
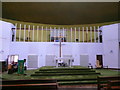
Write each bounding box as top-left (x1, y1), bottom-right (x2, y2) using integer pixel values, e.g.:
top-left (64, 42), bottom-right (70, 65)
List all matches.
top-left (38, 68), bottom-right (91, 71)
top-left (31, 67), bottom-right (100, 85)
top-left (58, 78), bottom-right (98, 85)
top-left (31, 68), bottom-right (100, 76)
top-left (31, 72), bottom-right (100, 76)
top-left (58, 80), bottom-right (98, 85)
top-left (35, 70), bottom-right (96, 73)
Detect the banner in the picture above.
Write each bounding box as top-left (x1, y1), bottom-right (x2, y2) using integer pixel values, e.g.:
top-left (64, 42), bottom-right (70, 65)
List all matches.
top-left (18, 60), bottom-right (24, 74)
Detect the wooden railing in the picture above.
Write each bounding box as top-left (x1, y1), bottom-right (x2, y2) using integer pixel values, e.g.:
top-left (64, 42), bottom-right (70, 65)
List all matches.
top-left (11, 24), bottom-right (102, 43)
top-left (0, 79), bottom-right (58, 90)
top-left (97, 76), bottom-right (120, 90)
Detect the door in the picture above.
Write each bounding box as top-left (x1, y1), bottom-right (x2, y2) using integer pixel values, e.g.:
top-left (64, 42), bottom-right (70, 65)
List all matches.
top-left (28, 55), bottom-right (38, 68)
top-left (96, 55), bottom-right (103, 68)
top-left (80, 55), bottom-right (89, 67)
top-left (45, 55), bottom-right (56, 66)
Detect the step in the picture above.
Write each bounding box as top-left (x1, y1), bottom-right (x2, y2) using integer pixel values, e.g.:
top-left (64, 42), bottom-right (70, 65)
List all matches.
top-left (57, 78), bottom-right (97, 82)
top-left (39, 68), bottom-right (91, 71)
top-left (36, 70), bottom-right (96, 73)
top-left (2, 79), bottom-right (57, 85)
top-left (1, 79), bottom-right (58, 90)
top-left (31, 73), bottom-right (100, 76)
top-left (35, 71), bottom-right (96, 74)
top-left (1, 83), bottom-right (58, 90)
top-left (58, 80), bottom-right (98, 85)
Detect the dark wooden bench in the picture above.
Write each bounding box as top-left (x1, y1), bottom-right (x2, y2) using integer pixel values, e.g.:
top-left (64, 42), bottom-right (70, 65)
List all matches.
top-left (97, 76), bottom-right (120, 90)
top-left (0, 79), bottom-right (58, 90)
top-left (106, 80), bottom-right (120, 90)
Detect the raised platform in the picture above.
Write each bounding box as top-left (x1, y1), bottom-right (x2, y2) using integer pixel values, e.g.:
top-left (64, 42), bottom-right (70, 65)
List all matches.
top-left (31, 66), bottom-right (101, 85)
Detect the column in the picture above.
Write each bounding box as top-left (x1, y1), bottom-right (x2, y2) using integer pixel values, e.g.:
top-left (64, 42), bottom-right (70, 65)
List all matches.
top-left (97, 26), bottom-right (100, 43)
top-left (28, 25), bottom-right (30, 42)
top-left (94, 26), bottom-right (96, 43)
top-left (14, 23), bottom-right (17, 42)
top-left (82, 27), bottom-right (84, 42)
top-left (46, 26), bottom-right (48, 42)
top-left (86, 27), bottom-right (88, 42)
top-left (19, 24), bottom-right (21, 42)
top-left (41, 26), bottom-right (43, 42)
top-left (63, 27), bottom-right (64, 42)
top-left (79, 27), bottom-right (80, 42)
top-left (32, 25), bottom-right (34, 42)
top-left (71, 27), bottom-right (72, 42)
top-left (90, 26), bottom-right (92, 43)
top-left (50, 27), bottom-right (52, 42)
top-left (54, 27), bottom-right (56, 42)
top-left (37, 26), bottom-right (39, 42)
top-left (75, 27), bottom-right (76, 42)
top-left (24, 24), bottom-right (26, 42)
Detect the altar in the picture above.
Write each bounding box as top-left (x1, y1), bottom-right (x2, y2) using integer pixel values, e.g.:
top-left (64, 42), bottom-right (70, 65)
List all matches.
top-left (54, 57), bottom-right (74, 67)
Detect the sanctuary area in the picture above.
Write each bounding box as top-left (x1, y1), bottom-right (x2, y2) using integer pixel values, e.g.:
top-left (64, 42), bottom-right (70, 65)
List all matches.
top-left (0, 2), bottom-right (120, 90)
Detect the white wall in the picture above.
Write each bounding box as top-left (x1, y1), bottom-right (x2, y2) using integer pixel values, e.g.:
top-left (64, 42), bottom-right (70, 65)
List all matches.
top-left (0, 21), bottom-right (2, 60)
top-left (0, 21), bottom-right (104, 68)
top-left (0, 21), bottom-right (14, 61)
top-left (102, 23), bottom-right (119, 68)
top-left (2, 21), bottom-right (119, 69)
top-left (9, 42), bottom-right (103, 68)
top-left (118, 24), bottom-right (120, 68)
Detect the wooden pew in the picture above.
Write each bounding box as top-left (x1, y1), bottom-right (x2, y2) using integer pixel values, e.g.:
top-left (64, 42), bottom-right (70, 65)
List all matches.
top-left (0, 79), bottom-right (58, 90)
top-left (97, 76), bottom-right (120, 90)
top-left (107, 80), bottom-right (120, 90)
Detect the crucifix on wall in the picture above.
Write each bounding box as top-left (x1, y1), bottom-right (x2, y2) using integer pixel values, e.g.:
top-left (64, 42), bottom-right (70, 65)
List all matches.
top-left (59, 33), bottom-right (62, 57)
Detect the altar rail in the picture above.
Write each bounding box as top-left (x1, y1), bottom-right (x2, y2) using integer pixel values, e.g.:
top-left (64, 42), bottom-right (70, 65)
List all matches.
top-left (11, 24), bottom-right (102, 43)
top-left (1, 79), bottom-right (58, 90)
top-left (97, 76), bottom-right (120, 90)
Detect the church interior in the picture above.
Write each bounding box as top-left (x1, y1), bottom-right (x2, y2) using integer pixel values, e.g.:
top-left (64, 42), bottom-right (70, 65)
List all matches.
top-left (0, 2), bottom-right (120, 90)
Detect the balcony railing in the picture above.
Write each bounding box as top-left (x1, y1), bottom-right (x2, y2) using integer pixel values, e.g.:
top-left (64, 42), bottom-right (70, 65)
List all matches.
top-left (11, 24), bottom-right (102, 43)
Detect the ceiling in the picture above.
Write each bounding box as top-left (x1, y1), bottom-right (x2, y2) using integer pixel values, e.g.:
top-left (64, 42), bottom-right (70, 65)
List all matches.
top-left (2, 2), bottom-right (119, 25)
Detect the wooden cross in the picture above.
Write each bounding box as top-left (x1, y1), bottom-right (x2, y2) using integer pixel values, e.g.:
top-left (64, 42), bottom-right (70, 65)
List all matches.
top-left (59, 33), bottom-right (62, 57)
